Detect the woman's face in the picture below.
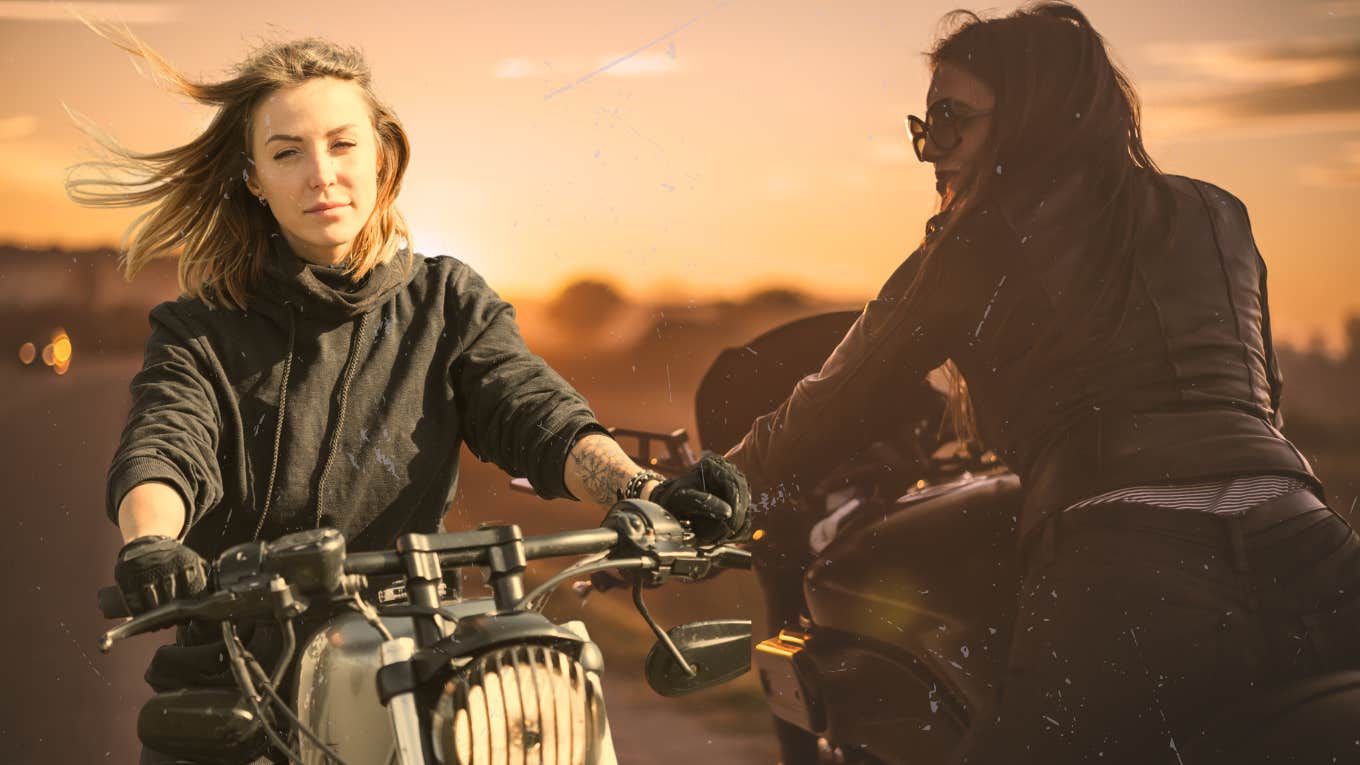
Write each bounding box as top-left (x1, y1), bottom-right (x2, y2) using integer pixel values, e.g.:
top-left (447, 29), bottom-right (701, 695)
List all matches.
top-left (246, 77), bottom-right (381, 267)
top-left (923, 61), bottom-right (996, 203)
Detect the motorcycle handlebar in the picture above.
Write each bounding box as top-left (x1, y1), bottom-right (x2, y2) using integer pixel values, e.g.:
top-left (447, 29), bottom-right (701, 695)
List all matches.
top-left (341, 526), bottom-right (623, 577)
top-left (98, 525), bottom-right (627, 622)
top-left (97, 584), bottom-right (127, 620)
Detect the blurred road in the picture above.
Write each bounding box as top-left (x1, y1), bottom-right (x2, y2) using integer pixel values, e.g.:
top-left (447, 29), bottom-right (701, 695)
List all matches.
top-left (1, 356), bottom-right (157, 762)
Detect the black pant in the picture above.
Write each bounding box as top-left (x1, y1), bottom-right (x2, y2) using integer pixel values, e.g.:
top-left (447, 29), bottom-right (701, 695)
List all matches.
top-left (954, 491), bottom-right (1360, 764)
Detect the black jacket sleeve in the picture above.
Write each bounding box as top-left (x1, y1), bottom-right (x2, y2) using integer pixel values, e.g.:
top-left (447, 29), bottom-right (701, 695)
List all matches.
top-left (734, 247), bottom-right (957, 495)
top-left (106, 305), bottom-right (224, 534)
top-left (726, 224), bottom-right (986, 499)
top-left (446, 264), bottom-right (606, 500)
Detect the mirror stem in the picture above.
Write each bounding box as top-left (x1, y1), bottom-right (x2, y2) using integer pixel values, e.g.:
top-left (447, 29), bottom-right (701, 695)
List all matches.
top-left (632, 579), bottom-right (697, 677)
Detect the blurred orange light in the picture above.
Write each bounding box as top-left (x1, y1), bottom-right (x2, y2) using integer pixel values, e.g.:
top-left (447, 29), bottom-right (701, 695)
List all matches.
top-left (18, 343), bottom-right (36, 365)
top-left (54, 359), bottom-right (70, 376)
top-left (52, 334), bottom-right (72, 365)
top-left (41, 344), bottom-right (54, 366)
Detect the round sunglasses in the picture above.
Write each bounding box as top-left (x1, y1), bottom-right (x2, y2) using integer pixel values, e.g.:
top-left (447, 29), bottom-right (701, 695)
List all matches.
top-left (906, 100), bottom-right (993, 162)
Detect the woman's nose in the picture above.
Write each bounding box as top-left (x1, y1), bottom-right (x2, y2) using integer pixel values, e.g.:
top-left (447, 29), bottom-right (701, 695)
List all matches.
top-left (307, 153), bottom-right (338, 189)
top-left (920, 134), bottom-right (947, 164)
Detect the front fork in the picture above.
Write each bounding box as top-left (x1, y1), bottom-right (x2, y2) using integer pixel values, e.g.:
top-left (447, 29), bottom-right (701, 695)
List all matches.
top-left (381, 638), bottom-right (427, 765)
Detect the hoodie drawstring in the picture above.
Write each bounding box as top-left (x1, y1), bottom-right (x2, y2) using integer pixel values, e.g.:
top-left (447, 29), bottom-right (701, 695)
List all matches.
top-left (315, 312), bottom-right (370, 527)
top-left (254, 306), bottom-right (297, 541)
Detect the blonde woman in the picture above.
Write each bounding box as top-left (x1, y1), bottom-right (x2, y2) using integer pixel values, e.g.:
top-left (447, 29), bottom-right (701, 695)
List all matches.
top-left (70, 30), bottom-right (748, 763)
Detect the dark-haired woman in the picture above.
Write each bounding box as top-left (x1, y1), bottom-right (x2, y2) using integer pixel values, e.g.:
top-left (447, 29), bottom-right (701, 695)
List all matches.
top-left (728, 2), bottom-right (1360, 762)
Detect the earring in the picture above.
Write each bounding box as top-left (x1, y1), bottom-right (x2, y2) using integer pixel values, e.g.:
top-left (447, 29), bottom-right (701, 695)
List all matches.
top-left (257, 195), bottom-right (268, 207)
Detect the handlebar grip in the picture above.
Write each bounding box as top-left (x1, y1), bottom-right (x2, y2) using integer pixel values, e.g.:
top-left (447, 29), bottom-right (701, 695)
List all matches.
top-left (98, 586), bottom-right (130, 619)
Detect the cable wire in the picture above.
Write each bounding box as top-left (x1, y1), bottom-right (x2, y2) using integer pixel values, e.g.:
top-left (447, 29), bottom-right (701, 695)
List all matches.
top-left (351, 591), bottom-right (395, 640)
top-left (514, 556), bottom-right (651, 612)
top-left (221, 623), bottom-right (306, 764)
top-left (243, 651), bottom-right (352, 765)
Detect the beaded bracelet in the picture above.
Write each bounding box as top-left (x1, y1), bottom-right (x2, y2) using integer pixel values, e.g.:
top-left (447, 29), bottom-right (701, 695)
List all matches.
top-left (620, 469), bottom-right (665, 501)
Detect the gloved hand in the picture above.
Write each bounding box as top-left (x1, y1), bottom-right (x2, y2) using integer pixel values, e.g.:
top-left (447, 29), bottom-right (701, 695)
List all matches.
top-left (113, 535), bottom-right (208, 615)
top-left (649, 453), bottom-right (752, 545)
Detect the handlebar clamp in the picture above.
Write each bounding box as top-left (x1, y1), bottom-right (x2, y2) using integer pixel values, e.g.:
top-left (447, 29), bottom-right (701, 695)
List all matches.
top-left (602, 500), bottom-right (687, 554)
top-left (602, 500), bottom-right (690, 586)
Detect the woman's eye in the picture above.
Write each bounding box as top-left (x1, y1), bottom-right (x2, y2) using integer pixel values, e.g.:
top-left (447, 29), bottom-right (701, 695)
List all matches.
top-left (332, 141), bottom-right (357, 151)
top-left (272, 148), bottom-right (298, 160)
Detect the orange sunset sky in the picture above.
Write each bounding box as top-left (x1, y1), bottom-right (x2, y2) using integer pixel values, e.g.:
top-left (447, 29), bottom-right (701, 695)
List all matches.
top-left (1, 0), bottom-right (1357, 348)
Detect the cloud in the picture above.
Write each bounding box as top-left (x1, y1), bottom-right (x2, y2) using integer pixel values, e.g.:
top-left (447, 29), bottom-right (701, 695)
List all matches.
top-left (540, 1), bottom-right (724, 100)
top-left (1300, 141), bottom-right (1360, 187)
top-left (1313, 1), bottom-right (1360, 19)
top-left (1146, 37), bottom-right (1360, 121)
top-left (493, 58), bottom-right (545, 80)
top-left (1147, 39), bottom-right (1359, 88)
top-left (1144, 36), bottom-right (1360, 191)
top-left (1142, 37), bottom-right (1360, 143)
top-left (596, 51), bottom-right (682, 77)
top-left (1209, 73), bottom-right (1360, 119)
top-left (0, 2), bottom-right (178, 23)
top-left (0, 114), bottom-right (37, 141)
top-left (494, 52), bottom-right (683, 80)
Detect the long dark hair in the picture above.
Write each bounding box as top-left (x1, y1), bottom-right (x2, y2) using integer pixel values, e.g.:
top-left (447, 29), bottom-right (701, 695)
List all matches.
top-left (920, 1), bottom-right (1173, 446)
top-left (929, 1), bottom-right (1162, 223)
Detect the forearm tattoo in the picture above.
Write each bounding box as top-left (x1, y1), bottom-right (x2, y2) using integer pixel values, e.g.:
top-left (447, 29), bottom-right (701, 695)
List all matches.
top-left (569, 435), bottom-right (635, 506)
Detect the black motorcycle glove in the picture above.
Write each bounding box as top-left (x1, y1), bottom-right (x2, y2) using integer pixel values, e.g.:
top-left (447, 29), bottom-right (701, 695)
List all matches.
top-left (649, 453), bottom-right (752, 545)
top-left (113, 535), bottom-right (208, 615)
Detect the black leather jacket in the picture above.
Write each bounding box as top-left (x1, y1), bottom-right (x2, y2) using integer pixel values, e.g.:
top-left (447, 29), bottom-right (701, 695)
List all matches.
top-left (728, 173), bottom-right (1319, 544)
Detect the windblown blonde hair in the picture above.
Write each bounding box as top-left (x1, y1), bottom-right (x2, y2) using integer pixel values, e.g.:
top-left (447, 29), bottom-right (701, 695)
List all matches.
top-left (65, 25), bottom-right (412, 310)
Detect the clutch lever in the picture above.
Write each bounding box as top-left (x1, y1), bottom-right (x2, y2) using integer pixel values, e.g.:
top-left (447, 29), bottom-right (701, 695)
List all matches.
top-left (98, 575), bottom-right (307, 653)
top-left (98, 589), bottom-right (238, 652)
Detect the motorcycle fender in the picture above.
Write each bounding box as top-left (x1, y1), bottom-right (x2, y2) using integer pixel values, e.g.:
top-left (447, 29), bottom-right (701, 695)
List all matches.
top-left (803, 635), bottom-right (964, 765)
top-left (436, 611), bottom-right (586, 660)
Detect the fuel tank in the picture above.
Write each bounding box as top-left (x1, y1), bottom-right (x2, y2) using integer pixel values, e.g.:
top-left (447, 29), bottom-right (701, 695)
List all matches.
top-left (803, 470), bottom-right (1022, 719)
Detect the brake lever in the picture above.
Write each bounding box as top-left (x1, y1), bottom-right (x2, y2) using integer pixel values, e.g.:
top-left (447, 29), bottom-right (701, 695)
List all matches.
top-left (98, 589), bottom-right (237, 652)
top-left (709, 546), bottom-right (753, 570)
top-left (653, 544), bottom-right (753, 582)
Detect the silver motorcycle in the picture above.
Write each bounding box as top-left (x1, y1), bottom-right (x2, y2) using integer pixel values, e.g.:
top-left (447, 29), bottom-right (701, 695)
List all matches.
top-left (98, 498), bottom-right (753, 764)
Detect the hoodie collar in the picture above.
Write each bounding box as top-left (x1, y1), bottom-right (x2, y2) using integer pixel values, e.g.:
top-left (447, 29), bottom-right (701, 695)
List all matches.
top-left (252, 235), bottom-right (411, 321)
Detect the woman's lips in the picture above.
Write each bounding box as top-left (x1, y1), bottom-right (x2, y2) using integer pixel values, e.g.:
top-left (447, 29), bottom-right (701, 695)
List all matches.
top-left (305, 202), bottom-right (349, 214)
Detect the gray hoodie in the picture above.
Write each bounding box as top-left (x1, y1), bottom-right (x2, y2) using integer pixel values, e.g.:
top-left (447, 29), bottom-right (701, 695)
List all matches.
top-left (107, 238), bottom-right (604, 560)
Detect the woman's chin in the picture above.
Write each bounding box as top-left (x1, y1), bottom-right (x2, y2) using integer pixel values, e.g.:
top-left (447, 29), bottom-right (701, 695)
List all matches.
top-left (278, 231), bottom-right (356, 265)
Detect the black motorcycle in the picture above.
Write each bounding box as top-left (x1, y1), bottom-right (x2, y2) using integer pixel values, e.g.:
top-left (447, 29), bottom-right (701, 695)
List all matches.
top-left (97, 499), bottom-right (753, 764)
top-left (694, 310), bottom-right (1360, 765)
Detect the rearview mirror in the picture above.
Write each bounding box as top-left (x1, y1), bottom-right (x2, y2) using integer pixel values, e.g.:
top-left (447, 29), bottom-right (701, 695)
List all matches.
top-left (645, 619), bottom-right (752, 697)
